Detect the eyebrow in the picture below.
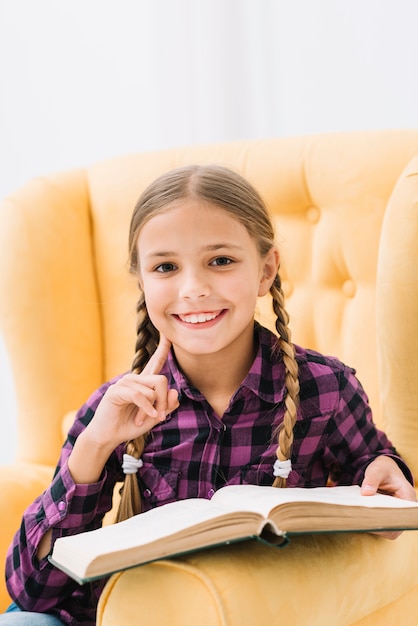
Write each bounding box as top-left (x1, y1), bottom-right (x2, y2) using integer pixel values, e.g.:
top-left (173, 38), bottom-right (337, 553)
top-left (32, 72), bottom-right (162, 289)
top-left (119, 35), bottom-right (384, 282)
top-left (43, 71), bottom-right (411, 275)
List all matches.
top-left (144, 243), bottom-right (245, 259)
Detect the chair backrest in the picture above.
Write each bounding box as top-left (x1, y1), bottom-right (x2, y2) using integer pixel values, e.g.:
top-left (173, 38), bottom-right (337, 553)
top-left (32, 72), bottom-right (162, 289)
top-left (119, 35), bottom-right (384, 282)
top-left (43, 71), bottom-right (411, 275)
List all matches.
top-left (1, 130), bottom-right (418, 476)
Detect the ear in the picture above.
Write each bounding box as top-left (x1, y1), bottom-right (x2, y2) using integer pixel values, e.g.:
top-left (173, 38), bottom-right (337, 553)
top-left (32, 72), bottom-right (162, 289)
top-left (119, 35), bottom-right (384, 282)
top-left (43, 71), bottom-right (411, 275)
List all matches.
top-left (258, 247), bottom-right (280, 297)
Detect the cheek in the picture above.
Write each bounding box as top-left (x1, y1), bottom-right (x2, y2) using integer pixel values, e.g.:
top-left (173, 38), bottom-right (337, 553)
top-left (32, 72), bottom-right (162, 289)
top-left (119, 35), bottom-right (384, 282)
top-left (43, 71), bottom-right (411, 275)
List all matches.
top-left (142, 279), bottom-right (171, 313)
top-left (229, 269), bottom-right (263, 298)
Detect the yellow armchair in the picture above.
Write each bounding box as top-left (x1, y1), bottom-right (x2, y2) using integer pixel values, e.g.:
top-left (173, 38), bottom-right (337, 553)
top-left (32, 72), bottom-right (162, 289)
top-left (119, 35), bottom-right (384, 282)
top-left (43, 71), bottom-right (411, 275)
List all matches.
top-left (1, 130), bottom-right (418, 624)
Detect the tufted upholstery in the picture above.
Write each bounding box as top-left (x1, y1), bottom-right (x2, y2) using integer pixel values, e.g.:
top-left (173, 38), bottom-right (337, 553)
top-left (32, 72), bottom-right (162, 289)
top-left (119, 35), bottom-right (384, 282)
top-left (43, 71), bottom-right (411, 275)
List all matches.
top-left (1, 130), bottom-right (418, 623)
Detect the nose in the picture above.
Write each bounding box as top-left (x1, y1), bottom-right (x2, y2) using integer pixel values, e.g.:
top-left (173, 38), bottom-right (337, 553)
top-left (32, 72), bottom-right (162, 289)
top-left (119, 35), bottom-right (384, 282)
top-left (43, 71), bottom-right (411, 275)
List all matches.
top-left (178, 268), bottom-right (210, 300)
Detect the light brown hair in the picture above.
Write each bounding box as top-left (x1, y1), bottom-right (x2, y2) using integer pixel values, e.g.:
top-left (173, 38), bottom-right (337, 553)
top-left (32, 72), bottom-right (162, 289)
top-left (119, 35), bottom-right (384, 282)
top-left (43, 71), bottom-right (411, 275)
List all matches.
top-left (116, 164), bottom-right (299, 523)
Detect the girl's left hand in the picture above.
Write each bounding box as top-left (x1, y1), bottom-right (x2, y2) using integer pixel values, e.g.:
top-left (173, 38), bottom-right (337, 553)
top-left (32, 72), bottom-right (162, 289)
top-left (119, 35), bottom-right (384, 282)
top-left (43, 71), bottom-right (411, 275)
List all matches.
top-left (361, 455), bottom-right (417, 539)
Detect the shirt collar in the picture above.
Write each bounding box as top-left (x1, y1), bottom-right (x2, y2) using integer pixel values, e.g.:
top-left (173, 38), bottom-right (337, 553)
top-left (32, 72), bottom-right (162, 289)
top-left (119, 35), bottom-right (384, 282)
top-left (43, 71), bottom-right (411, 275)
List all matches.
top-left (239, 324), bottom-right (286, 404)
top-left (164, 323), bottom-right (287, 405)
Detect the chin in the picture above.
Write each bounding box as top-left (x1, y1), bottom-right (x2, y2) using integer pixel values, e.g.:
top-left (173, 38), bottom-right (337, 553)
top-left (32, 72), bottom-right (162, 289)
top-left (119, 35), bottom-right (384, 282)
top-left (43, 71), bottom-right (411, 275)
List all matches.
top-left (173, 337), bottom-right (224, 356)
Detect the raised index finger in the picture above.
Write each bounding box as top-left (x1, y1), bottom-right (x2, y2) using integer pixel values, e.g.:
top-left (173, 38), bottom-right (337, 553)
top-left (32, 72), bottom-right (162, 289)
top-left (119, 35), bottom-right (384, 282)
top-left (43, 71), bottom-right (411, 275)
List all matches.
top-left (142, 335), bottom-right (172, 376)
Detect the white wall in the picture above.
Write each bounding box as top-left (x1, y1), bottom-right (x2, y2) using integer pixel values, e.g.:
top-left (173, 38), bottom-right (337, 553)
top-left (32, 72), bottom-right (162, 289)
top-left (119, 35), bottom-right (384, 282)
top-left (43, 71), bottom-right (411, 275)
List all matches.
top-left (1, 0), bottom-right (418, 463)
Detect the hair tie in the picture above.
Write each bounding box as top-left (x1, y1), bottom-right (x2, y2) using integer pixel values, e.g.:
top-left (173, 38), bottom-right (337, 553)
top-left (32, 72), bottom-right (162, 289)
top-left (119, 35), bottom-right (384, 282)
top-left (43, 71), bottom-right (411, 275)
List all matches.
top-left (273, 458), bottom-right (292, 479)
top-left (122, 453), bottom-right (144, 475)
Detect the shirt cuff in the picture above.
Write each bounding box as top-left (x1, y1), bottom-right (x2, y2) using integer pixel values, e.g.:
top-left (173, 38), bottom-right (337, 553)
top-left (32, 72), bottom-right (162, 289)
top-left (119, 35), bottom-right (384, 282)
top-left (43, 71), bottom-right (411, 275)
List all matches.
top-left (43, 459), bottom-right (108, 529)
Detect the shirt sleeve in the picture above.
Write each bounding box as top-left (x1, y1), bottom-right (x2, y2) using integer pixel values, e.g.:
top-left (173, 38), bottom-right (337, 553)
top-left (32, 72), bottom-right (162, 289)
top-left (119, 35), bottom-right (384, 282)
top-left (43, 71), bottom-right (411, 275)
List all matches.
top-left (5, 380), bottom-right (123, 613)
top-left (325, 364), bottom-right (413, 486)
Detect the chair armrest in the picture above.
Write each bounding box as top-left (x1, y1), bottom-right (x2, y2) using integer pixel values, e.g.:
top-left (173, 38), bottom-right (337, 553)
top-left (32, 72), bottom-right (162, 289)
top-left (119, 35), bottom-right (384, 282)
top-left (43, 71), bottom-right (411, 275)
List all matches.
top-left (0, 463), bottom-right (53, 611)
top-left (97, 532), bottom-right (418, 626)
top-left (377, 154), bottom-right (418, 478)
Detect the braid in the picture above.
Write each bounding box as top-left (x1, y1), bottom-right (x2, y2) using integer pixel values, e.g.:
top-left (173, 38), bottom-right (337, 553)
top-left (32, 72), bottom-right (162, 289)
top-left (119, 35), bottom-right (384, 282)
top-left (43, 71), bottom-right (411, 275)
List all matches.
top-left (271, 274), bottom-right (300, 488)
top-left (131, 292), bottom-right (159, 375)
top-left (115, 294), bottom-right (159, 523)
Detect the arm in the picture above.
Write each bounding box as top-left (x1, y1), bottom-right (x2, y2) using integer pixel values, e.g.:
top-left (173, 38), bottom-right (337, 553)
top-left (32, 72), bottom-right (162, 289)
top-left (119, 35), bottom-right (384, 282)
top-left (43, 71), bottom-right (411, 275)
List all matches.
top-left (6, 336), bottom-right (179, 612)
top-left (5, 386), bottom-right (120, 612)
top-left (325, 365), bottom-right (415, 539)
top-left (37, 336), bottom-right (179, 559)
top-left (327, 364), bottom-right (415, 493)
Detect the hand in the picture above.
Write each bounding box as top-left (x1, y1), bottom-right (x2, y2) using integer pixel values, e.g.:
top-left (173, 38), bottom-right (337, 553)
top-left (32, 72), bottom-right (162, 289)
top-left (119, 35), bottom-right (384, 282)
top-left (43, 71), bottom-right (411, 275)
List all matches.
top-left (85, 335), bottom-right (179, 451)
top-left (361, 455), bottom-right (417, 539)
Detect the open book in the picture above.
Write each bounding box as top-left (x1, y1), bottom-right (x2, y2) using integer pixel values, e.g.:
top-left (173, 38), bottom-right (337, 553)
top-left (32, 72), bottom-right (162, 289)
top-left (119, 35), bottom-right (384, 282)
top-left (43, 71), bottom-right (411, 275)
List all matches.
top-left (49, 484), bottom-right (418, 584)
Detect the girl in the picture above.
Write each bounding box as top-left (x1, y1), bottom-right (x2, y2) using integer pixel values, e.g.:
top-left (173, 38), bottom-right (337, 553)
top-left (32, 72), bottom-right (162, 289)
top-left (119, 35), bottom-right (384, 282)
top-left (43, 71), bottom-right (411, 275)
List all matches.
top-left (3, 165), bottom-right (416, 625)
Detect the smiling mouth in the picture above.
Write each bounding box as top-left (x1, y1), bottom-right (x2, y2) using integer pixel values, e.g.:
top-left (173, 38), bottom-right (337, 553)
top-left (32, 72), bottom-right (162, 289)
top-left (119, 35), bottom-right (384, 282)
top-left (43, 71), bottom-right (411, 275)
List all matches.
top-left (176, 311), bottom-right (223, 324)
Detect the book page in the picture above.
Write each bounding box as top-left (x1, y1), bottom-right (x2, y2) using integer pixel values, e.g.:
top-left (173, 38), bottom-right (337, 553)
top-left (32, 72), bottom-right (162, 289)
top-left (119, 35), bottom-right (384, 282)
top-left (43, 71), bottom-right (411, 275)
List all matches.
top-left (212, 484), bottom-right (418, 519)
top-left (55, 498), bottom-right (231, 562)
top-left (50, 497), bottom-right (264, 581)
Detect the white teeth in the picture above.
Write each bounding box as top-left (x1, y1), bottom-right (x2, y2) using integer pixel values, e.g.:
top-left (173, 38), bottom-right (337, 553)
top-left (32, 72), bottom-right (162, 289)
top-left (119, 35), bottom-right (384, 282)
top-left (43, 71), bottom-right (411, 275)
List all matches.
top-left (179, 312), bottom-right (219, 324)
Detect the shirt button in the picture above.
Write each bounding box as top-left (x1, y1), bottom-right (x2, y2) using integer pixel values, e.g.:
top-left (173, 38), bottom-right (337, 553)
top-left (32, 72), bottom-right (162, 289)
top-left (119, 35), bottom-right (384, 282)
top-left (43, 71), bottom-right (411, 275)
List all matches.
top-left (143, 488), bottom-right (152, 499)
top-left (57, 501), bottom-right (66, 512)
top-left (207, 488), bottom-right (215, 499)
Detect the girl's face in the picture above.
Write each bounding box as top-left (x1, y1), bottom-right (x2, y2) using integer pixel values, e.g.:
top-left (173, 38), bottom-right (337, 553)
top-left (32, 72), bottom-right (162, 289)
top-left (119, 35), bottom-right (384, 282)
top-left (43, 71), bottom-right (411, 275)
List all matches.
top-left (137, 198), bottom-right (278, 363)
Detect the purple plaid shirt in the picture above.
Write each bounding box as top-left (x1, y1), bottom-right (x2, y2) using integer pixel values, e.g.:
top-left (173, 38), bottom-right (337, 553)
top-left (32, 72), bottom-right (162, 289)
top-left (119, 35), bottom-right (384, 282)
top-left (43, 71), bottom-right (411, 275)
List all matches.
top-left (5, 325), bottom-right (412, 625)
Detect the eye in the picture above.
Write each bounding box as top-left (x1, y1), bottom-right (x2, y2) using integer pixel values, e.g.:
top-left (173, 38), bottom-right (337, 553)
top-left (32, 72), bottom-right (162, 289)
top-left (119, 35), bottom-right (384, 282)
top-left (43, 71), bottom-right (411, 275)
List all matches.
top-left (155, 262), bottom-right (177, 273)
top-left (211, 256), bottom-right (233, 267)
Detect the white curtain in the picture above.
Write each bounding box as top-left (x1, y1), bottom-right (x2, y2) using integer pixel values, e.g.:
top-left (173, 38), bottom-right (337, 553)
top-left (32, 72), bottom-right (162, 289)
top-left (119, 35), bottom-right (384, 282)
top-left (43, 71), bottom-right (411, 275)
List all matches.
top-left (0, 0), bottom-right (284, 201)
top-left (1, 0), bottom-right (417, 201)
